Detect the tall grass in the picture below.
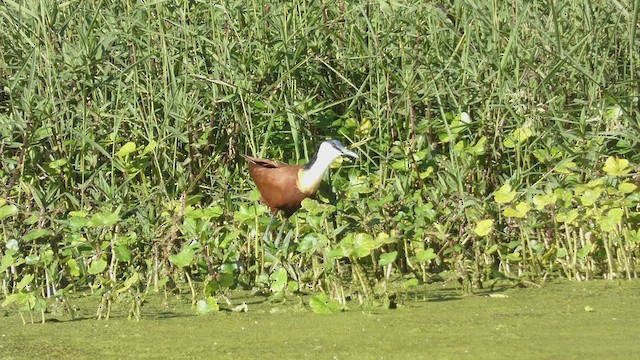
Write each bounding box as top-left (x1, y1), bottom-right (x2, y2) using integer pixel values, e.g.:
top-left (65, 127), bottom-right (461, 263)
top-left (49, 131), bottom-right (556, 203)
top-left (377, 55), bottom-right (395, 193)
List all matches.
top-left (1, 0), bottom-right (639, 317)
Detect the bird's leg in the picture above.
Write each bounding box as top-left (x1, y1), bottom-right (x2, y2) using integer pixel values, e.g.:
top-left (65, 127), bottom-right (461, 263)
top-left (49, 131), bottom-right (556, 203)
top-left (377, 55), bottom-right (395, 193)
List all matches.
top-left (274, 218), bottom-right (288, 248)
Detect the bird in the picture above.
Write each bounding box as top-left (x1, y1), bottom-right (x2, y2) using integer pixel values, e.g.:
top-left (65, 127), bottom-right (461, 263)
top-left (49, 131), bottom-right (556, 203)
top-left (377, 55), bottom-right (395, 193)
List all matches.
top-left (243, 139), bottom-right (358, 244)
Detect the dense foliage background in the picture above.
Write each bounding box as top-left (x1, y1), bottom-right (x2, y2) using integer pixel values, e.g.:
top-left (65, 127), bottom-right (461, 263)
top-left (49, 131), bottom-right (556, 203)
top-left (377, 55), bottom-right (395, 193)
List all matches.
top-left (1, 0), bottom-right (639, 318)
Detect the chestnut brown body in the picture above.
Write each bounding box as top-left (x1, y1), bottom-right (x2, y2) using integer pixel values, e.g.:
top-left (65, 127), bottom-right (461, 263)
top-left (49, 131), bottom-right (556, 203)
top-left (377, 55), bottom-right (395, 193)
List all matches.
top-left (243, 155), bottom-right (312, 218)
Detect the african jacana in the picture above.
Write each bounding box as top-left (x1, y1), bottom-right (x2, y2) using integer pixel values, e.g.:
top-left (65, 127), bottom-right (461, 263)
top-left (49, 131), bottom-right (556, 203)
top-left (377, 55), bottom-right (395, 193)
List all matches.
top-left (243, 139), bottom-right (358, 243)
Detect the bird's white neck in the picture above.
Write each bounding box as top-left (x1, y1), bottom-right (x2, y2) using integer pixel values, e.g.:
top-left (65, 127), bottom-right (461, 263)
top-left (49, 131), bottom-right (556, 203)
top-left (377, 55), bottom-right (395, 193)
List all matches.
top-left (297, 149), bottom-right (342, 195)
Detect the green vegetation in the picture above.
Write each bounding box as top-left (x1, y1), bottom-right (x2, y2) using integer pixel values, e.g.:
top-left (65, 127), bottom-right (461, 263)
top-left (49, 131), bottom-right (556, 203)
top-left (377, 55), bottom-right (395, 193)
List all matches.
top-left (2, 281), bottom-right (640, 359)
top-left (1, 0), bottom-right (639, 322)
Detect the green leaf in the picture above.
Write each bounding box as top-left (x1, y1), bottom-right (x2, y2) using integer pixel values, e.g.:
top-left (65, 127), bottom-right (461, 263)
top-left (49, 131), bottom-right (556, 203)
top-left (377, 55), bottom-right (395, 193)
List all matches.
top-left (196, 297), bottom-right (220, 314)
top-left (90, 210), bottom-right (120, 227)
top-left (415, 248), bottom-right (437, 263)
top-left (577, 244), bottom-right (592, 259)
top-left (504, 127), bottom-right (533, 148)
top-left (556, 159), bottom-right (577, 174)
top-left (503, 202), bottom-right (531, 218)
top-left (117, 272), bottom-right (139, 294)
top-left (474, 219), bottom-right (494, 237)
top-left (391, 159), bottom-right (409, 171)
top-left (494, 184), bottom-right (516, 204)
top-left (602, 156), bottom-right (629, 176)
top-left (301, 198), bottom-right (335, 215)
top-left (88, 258), bottom-right (107, 275)
top-left (16, 274), bottom-right (34, 291)
top-left (379, 251), bottom-right (397, 266)
top-left (506, 252), bottom-right (521, 261)
top-left (67, 215), bottom-right (91, 228)
top-left (556, 247), bottom-right (568, 258)
top-left (115, 245), bottom-right (132, 262)
top-left (340, 233), bottom-right (378, 258)
top-left (298, 233), bottom-right (319, 253)
top-left (141, 140), bottom-right (157, 156)
top-left (556, 209), bottom-right (579, 224)
top-left (269, 268), bottom-right (287, 294)
top-left (533, 193), bottom-right (557, 210)
top-left (404, 278), bottom-right (419, 287)
top-left (309, 294), bottom-right (341, 314)
top-left (115, 141), bottom-right (137, 157)
top-left (67, 258), bottom-right (80, 277)
top-left (25, 254), bottom-right (40, 265)
top-left (2, 293), bottom-right (31, 308)
top-left (580, 188), bottom-right (603, 207)
top-left (49, 158), bottom-right (68, 169)
top-left (22, 228), bottom-right (51, 242)
top-left (618, 182), bottom-right (637, 194)
top-left (168, 247), bottom-right (195, 268)
top-left (467, 136), bottom-right (487, 156)
top-left (598, 208), bottom-right (624, 231)
top-left (233, 205), bottom-right (256, 222)
top-left (0, 204), bottom-right (19, 220)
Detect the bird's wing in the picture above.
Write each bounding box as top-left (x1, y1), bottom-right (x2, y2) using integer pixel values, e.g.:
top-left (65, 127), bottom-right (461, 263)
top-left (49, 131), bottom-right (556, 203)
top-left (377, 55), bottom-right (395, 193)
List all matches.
top-left (242, 155), bottom-right (287, 169)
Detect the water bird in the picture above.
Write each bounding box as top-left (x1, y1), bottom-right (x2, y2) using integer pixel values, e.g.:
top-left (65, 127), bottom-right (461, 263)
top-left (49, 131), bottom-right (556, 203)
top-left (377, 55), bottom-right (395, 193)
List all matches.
top-left (243, 139), bottom-right (358, 243)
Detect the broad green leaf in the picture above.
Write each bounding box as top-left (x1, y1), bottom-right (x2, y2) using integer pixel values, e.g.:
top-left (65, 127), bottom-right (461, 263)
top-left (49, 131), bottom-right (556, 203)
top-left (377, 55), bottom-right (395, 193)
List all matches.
top-left (556, 159), bottom-right (577, 174)
top-left (1, 253), bottom-right (23, 271)
top-left (580, 188), bottom-right (603, 207)
top-left (577, 244), bottom-right (592, 259)
top-left (0, 204), bottom-right (19, 220)
top-left (474, 219), bottom-right (494, 237)
top-left (494, 184), bottom-right (516, 204)
top-left (348, 233), bottom-right (378, 258)
top-left (309, 294), bottom-right (341, 314)
top-left (49, 158), bottom-right (68, 169)
top-left (415, 248), bottom-right (437, 262)
top-left (67, 216), bottom-right (90, 228)
top-left (556, 209), bottom-right (579, 224)
top-left (67, 258), bottom-right (80, 277)
top-left (90, 211), bottom-right (120, 227)
top-left (301, 198), bottom-right (335, 215)
top-left (598, 208), bottom-right (624, 231)
top-left (168, 247), bottom-right (195, 268)
top-left (297, 234), bottom-right (319, 253)
top-left (269, 268), bottom-right (287, 293)
top-left (196, 297), bottom-right (220, 314)
top-left (25, 255), bottom-right (40, 265)
top-left (376, 232), bottom-right (395, 245)
top-left (556, 247), bottom-right (568, 258)
top-left (327, 246), bottom-right (347, 260)
top-left (506, 252), bottom-right (521, 261)
top-left (6, 239), bottom-right (19, 253)
top-left (404, 278), bottom-right (419, 287)
top-left (115, 141), bottom-right (137, 157)
top-left (22, 228), bottom-right (51, 242)
top-left (602, 156), bottom-right (629, 176)
top-left (533, 193), bottom-right (557, 210)
top-left (88, 258), bottom-right (107, 274)
top-left (467, 136), bottom-right (487, 156)
top-left (379, 251), bottom-right (397, 266)
top-left (391, 159), bottom-right (409, 171)
top-left (115, 245), bottom-right (132, 262)
top-left (618, 182), bottom-right (637, 194)
top-left (503, 202), bottom-right (531, 218)
top-left (504, 127), bottom-right (533, 148)
top-left (2, 293), bottom-right (31, 308)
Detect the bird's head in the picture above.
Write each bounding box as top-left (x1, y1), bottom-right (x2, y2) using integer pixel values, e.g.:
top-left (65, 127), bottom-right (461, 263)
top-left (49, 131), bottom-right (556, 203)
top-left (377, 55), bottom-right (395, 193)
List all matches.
top-left (318, 139), bottom-right (359, 163)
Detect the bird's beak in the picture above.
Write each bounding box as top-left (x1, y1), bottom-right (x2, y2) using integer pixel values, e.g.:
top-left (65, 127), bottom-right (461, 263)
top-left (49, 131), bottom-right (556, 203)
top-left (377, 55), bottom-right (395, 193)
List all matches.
top-left (340, 147), bottom-right (358, 159)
